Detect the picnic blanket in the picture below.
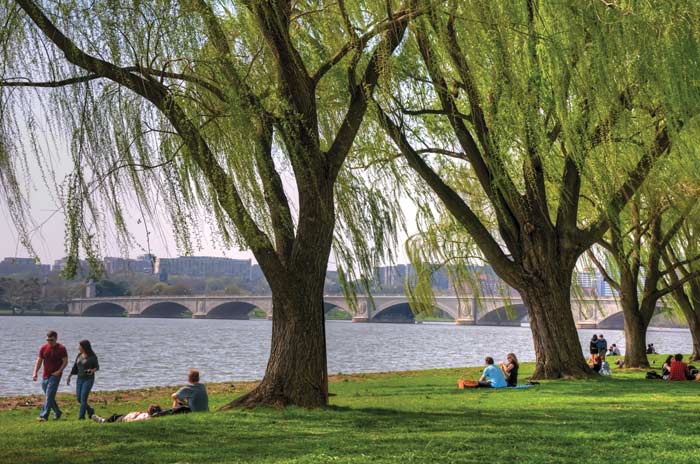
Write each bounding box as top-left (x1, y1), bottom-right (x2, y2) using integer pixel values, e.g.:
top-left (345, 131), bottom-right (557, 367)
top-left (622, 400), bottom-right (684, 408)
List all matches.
top-left (457, 380), bottom-right (537, 389)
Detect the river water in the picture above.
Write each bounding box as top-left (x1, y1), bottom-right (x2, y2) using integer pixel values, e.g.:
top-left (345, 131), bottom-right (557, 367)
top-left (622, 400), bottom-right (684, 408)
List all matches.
top-left (0, 316), bottom-right (693, 396)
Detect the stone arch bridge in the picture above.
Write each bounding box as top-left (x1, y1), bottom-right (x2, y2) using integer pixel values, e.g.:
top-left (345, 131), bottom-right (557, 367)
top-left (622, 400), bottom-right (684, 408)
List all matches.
top-left (67, 295), bottom-right (625, 328)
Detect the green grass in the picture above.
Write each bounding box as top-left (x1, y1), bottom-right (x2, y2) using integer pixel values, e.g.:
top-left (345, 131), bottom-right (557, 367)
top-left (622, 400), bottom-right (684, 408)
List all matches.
top-left (325, 308), bottom-right (352, 320)
top-left (2, 355), bottom-right (699, 463)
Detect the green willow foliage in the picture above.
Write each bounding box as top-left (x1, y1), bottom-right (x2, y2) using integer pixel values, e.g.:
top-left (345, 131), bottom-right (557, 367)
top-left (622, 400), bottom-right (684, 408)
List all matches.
top-left (0, 0), bottom-right (407, 290)
top-left (371, 0), bottom-right (700, 313)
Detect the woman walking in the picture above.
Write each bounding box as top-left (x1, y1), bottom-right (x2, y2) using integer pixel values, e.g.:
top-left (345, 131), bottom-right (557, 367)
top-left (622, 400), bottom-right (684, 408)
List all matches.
top-left (66, 340), bottom-right (99, 419)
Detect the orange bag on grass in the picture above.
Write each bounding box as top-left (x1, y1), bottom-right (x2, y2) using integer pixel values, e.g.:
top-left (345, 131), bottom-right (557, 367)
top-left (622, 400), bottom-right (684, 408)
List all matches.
top-left (458, 379), bottom-right (479, 389)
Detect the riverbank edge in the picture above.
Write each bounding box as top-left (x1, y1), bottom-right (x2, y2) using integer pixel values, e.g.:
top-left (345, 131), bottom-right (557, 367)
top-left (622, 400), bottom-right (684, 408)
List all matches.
top-left (0, 366), bottom-right (481, 412)
top-left (2, 359), bottom-right (661, 413)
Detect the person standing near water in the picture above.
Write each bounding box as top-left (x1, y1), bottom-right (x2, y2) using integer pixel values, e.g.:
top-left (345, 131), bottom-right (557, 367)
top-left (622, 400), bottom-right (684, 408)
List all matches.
top-left (32, 330), bottom-right (68, 421)
top-left (67, 340), bottom-right (100, 420)
top-left (589, 335), bottom-right (599, 362)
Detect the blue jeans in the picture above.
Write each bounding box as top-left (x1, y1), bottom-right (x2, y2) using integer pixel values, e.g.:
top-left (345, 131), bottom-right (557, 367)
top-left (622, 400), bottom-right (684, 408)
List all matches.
top-left (40, 375), bottom-right (62, 419)
top-left (75, 377), bottom-right (95, 419)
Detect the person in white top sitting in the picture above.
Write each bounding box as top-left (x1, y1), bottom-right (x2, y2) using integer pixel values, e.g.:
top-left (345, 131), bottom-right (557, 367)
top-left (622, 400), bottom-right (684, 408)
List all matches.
top-left (607, 344), bottom-right (621, 356)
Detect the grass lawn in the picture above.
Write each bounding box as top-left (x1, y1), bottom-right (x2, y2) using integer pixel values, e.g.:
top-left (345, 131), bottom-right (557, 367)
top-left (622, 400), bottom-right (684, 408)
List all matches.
top-left (1, 355), bottom-right (699, 463)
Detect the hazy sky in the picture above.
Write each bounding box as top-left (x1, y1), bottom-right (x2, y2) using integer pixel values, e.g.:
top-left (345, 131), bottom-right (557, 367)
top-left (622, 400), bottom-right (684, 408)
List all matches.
top-left (1, 86), bottom-right (418, 268)
top-left (1, 142), bottom-right (416, 267)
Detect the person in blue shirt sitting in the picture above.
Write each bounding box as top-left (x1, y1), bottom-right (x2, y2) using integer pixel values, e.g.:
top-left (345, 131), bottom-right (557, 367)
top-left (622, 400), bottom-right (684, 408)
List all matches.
top-left (476, 356), bottom-right (508, 388)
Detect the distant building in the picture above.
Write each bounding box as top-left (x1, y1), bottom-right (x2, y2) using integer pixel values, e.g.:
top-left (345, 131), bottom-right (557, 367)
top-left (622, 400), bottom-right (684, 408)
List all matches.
top-left (0, 257), bottom-right (50, 277)
top-left (155, 256), bottom-right (251, 278)
top-left (575, 269), bottom-right (597, 296)
top-left (52, 257), bottom-right (90, 275)
top-left (431, 267), bottom-right (449, 290)
top-left (595, 271), bottom-right (617, 297)
top-left (250, 264), bottom-right (265, 282)
top-left (103, 254), bottom-right (154, 275)
top-left (375, 265), bottom-right (409, 288)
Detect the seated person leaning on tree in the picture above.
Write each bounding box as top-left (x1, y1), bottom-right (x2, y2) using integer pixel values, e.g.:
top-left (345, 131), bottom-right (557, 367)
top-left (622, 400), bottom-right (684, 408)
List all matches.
top-left (476, 357), bottom-right (508, 388)
top-left (171, 369), bottom-right (209, 411)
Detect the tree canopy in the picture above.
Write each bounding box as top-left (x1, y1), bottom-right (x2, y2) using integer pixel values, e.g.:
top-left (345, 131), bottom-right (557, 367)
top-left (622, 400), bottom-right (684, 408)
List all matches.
top-left (372, 0), bottom-right (700, 377)
top-left (0, 0), bottom-right (417, 407)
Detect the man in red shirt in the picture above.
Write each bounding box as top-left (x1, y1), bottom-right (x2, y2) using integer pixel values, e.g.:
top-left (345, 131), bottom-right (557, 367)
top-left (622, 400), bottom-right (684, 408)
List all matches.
top-left (668, 353), bottom-right (690, 381)
top-left (32, 330), bottom-right (68, 421)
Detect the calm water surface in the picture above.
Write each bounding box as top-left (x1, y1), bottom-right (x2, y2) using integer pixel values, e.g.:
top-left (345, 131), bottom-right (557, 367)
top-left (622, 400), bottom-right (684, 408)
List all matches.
top-left (0, 316), bottom-right (693, 396)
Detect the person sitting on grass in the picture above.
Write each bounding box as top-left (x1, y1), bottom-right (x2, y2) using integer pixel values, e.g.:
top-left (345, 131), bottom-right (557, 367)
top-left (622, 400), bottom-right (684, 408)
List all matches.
top-left (476, 357), bottom-right (508, 388)
top-left (92, 404), bottom-right (161, 423)
top-left (500, 353), bottom-right (519, 387)
top-left (171, 369), bottom-right (209, 412)
top-left (668, 353), bottom-right (690, 381)
top-left (607, 344), bottom-right (621, 356)
top-left (662, 355), bottom-right (674, 380)
top-left (589, 354), bottom-right (602, 373)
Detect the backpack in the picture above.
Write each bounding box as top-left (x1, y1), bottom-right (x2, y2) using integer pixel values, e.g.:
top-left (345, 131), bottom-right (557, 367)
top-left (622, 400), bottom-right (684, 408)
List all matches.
top-left (646, 371), bottom-right (662, 380)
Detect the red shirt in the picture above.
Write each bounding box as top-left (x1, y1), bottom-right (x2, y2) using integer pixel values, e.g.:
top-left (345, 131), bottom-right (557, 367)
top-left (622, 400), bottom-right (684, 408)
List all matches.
top-left (669, 360), bottom-right (689, 381)
top-left (38, 343), bottom-right (68, 379)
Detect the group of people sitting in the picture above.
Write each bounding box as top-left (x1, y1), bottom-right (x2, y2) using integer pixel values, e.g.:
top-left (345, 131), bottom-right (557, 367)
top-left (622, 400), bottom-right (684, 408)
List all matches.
top-left (653, 354), bottom-right (699, 381)
top-left (474, 353), bottom-right (519, 388)
top-left (92, 369), bottom-right (209, 423)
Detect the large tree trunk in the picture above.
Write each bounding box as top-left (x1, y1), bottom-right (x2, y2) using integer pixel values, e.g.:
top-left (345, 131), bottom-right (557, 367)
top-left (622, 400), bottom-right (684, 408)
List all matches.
top-left (621, 309), bottom-right (649, 368)
top-left (222, 287), bottom-right (328, 409)
top-left (222, 186), bottom-right (335, 409)
top-left (519, 268), bottom-right (590, 379)
top-left (679, 307), bottom-right (700, 362)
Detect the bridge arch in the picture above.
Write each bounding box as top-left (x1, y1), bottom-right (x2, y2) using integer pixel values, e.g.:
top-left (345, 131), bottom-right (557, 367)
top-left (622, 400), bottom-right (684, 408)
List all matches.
top-left (323, 302), bottom-right (352, 320)
top-left (82, 302), bottom-right (127, 317)
top-left (372, 301), bottom-right (457, 323)
top-left (371, 302), bottom-right (414, 323)
top-left (140, 301), bottom-right (193, 318)
top-left (478, 304), bottom-right (529, 326)
top-left (597, 311), bottom-right (624, 330)
top-left (207, 301), bottom-right (263, 320)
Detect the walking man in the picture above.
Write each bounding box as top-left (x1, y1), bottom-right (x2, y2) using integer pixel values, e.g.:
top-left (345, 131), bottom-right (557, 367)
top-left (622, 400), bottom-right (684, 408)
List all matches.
top-left (32, 330), bottom-right (68, 421)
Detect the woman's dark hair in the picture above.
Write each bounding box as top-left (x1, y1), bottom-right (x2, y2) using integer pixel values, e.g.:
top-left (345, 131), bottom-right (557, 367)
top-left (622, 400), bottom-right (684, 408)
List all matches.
top-left (79, 339), bottom-right (95, 357)
top-left (674, 353), bottom-right (683, 362)
top-left (147, 404), bottom-right (162, 415)
top-left (506, 353), bottom-right (519, 367)
top-left (664, 355), bottom-right (673, 365)
top-left (591, 335), bottom-right (598, 341)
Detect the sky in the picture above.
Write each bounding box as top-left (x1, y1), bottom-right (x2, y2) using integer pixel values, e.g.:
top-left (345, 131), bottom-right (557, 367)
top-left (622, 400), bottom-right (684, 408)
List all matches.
top-left (0, 142), bottom-right (417, 268)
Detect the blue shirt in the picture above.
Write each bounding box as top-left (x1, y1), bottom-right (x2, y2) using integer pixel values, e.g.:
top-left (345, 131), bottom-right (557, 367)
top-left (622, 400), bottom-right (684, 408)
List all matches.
top-left (482, 365), bottom-right (507, 388)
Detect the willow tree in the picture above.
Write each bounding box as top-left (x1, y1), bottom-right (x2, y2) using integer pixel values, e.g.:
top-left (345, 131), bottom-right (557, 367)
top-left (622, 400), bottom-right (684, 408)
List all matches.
top-left (0, 0), bottom-right (416, 407)
top-left (373, 1), bottom-right (700, 378)
top-left (664, 221), bottom-right (700, 361)
top-left (588, 188), bottom-right (700, 368)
